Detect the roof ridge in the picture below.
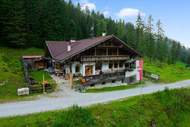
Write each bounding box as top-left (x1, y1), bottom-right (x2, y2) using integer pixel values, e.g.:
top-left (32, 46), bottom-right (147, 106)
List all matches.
top-left (55, 35), bottom-right (113, 61)
top-left (46, 35), bottom-right (113, 59)
top-left (46, 35), bottom-right (112, 43)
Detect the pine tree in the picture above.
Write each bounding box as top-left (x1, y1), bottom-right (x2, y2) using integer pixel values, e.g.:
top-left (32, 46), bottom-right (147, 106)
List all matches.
top-left (156, 20), bottom-right (164, 39)
top-left (145, 15), bottom-right (155, 61)
top-left (125, 23), bottom-right (136, 48)
top-left (156, 20), bottom-right (167, 62)
top-left (135, 13), bottom-right (145, 53)
top-left (1, 0), bottom-right (27, 47)
top-left (170, 41), bottom-right (178, 63)
top-left (116, 20), bottom-right (126, 39)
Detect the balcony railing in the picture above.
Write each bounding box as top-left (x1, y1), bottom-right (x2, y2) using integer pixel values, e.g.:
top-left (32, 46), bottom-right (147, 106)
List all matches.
top-left (81, 55), bottom-right (129, 62)
top-left (82, 70), bottom-right (126, 86)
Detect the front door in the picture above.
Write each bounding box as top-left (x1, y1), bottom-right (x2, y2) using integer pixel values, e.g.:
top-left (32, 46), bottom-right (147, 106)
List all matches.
top-left (85, 65), bottom-right (93, 76)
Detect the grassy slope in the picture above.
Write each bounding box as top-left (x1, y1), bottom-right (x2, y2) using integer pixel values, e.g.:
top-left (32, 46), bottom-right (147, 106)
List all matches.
top-left (1, 88), bottom-right (190, 127)
top-left (0, 48), bottom-right (43, 102)
top-left (0, 48), bottom-right (190, 101)
top-left (30, 70), bottom-right (56, 85)
top-left (144, 59), bottom-right (190, 83)
top-left (30, 70), bottom-right (57, 90)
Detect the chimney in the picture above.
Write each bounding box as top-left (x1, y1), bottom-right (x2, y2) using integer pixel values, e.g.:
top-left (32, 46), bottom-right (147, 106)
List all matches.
top-left (102, 33), bottom-right (106, 36)
top-left (67, 44), bottom-right (71, 52)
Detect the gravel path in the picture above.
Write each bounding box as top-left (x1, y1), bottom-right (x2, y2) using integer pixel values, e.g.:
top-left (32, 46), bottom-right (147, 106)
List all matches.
top-left (0, 79), bottom-right (190, 118)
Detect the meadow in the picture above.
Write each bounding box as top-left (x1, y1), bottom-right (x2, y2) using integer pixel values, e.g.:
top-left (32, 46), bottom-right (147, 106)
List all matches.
top-left (0, 88), bottom-right (190, 127)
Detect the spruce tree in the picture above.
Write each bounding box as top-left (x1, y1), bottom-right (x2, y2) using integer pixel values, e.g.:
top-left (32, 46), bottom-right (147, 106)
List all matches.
top-left (145, 15), bottom-right (155, 61)
top-left (125, 23), bottom-right (136, 48)
top-left (156, 20), bottom-right (166, 62)
top-left (135, 13), bottom-right (145, 54)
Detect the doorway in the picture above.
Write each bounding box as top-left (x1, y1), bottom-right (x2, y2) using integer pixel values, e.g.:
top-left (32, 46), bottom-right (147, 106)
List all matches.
top-left (85, 65), bottom-right (93, 76)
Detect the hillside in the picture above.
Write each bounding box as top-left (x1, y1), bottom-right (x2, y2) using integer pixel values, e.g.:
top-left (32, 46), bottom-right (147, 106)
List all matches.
top-left (0, 48), bottom-right (190, 102)
top-left (0, 88), bottom-right (190, 127)
top-left (0, 48), bottom-right (43, 102)
top-left (144, 59), bottom-right (190, 83)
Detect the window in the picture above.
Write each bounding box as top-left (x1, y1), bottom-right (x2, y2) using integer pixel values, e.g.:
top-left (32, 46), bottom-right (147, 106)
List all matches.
top-left (85, 65), bottom-right (93, 76)
top-left (55, 63), bottom-right (61, 69)
top-left (125, 63), bottom-right (130, 68)
top-left (119, 62), bottom-right (123, 68)
top-left (75, 64), bottom-right (80, 73)
top-left (109, 63), bottom-right (113, 69)
top-left (96, 63), bottom-right (102, 70)
top-left (114, 62), bottom-right (118, 68)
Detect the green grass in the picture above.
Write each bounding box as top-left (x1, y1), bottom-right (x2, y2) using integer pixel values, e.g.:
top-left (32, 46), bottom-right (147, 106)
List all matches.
top-left (86, 82), bottom-right (144, 93)
top-left (30, 70), bottom-right (57, 90)
top-left (30, 70), bottom-right (55, 84)
top-left (144, 59), bottom-right (190, 83)
top-left (0, 48), bottom-right (44, 102)
top-left (1, 88), bottom-right (190, 127)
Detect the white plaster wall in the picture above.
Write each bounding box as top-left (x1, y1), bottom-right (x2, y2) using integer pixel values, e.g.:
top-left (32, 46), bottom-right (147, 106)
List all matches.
top-left (82, 64), bottom-right (85, 76)
top-left (65, 65), bottom-right (70, 73)
top-left (80, 64), bottom-right (83, 75)
top-left (71, 63), bottom-right (76, 74)
top-left (102, 62), bottom-right (109, 72)
top-left (71, 62), bottom-right (81, 74)
top-left (136, 60), bottom-right (140, 81)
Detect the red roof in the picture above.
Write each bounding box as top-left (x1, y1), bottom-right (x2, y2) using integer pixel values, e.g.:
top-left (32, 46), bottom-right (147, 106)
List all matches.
top-left (46, 35), bottom-right (140, 62)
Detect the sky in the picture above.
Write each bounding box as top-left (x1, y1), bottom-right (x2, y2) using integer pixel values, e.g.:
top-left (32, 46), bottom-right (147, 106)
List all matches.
top-left (72, 0), bottom-right (190, 48)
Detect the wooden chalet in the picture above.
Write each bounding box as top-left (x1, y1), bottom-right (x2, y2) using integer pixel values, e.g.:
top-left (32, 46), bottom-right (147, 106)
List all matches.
top-left (45, 35), bottom-right (143, 85)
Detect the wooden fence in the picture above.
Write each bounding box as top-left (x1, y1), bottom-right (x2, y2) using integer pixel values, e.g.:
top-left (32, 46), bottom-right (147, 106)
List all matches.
top-left (29, 84), bottom-right (53, 94)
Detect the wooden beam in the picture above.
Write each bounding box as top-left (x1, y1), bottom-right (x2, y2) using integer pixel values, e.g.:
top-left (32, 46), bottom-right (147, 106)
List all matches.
top-left (117, 48), bottom-right (119, 56)
top-left (95, 48), bottom-right (97, 56)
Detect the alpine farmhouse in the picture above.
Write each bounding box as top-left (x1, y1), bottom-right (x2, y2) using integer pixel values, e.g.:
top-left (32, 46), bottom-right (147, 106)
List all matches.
top-left (45, 35), bottom-right (143, 86)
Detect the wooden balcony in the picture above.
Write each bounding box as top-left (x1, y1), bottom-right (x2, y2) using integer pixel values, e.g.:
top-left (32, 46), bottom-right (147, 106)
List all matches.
top-left (81, 55), bottom-right (129, 62)
top-left (82, 70), bottom-right (126, 86)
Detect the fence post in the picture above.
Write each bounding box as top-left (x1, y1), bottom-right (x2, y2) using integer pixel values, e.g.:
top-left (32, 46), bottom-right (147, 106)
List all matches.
top-left (69, 73), bottom-right (73, 89)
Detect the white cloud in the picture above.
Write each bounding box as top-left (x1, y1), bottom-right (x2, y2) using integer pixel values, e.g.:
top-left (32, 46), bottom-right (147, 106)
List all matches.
top-left (117, 8), bottom-right (145, 18)
top-left (103, 11), bottom-right (109, 17)
top-left (80, 0), bottom-right (96, 11)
